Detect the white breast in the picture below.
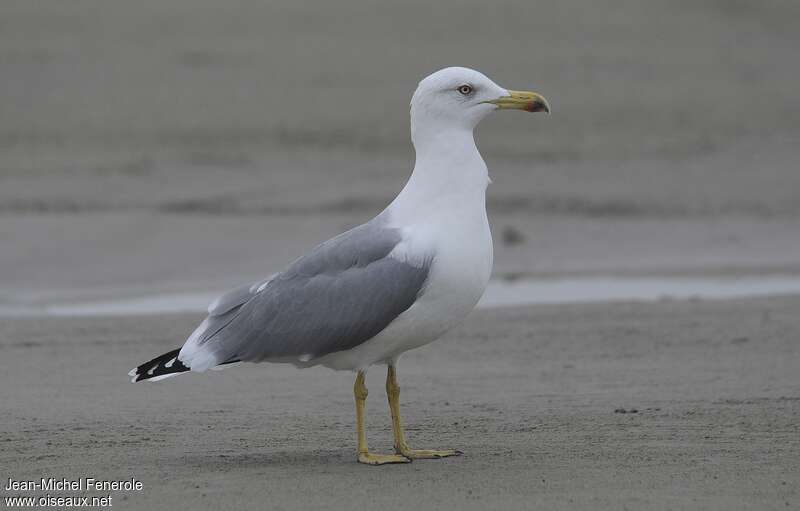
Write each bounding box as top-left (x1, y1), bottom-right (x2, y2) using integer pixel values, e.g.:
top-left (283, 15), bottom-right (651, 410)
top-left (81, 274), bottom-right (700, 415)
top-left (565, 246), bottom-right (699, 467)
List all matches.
top-left (316, 195), bottom-right (493, 371)
top-left (316, 121), bottom-right (494, 371)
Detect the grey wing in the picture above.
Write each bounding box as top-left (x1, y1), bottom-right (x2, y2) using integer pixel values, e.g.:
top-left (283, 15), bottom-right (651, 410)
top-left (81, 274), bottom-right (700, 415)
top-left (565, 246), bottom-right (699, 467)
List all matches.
top-left (176, 276), bottom-right (276, 362)
top-left (178, 221), bottom-right (431, 371)
top-left (206, 275), bottom-right (276, 317)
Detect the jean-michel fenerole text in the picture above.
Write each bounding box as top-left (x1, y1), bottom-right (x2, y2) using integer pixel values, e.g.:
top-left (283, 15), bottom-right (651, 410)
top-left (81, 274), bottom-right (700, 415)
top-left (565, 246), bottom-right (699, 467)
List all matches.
top-left (5, 476), bottom-right (143, 492)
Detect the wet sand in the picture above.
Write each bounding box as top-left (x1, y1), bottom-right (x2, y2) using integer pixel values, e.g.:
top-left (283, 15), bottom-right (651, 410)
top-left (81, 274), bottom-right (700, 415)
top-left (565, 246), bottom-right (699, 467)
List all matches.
top-left (1, 296), bottom-right (798, 510)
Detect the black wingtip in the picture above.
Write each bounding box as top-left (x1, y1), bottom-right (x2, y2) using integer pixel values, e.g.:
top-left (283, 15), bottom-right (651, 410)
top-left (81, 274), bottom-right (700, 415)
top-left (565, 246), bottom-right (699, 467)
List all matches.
top-left (129, 348), bottom-right (189, 383)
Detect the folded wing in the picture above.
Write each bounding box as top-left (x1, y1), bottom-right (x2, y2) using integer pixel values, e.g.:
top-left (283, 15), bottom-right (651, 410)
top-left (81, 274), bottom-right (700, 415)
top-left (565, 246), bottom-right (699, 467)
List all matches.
top-left (178, 221), bottom-right (431, 371)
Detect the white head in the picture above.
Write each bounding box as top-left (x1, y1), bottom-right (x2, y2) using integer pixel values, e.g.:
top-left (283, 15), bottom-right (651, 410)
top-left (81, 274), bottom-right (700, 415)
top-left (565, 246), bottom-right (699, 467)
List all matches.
top-left (410, 67), bottom-right (549, 137)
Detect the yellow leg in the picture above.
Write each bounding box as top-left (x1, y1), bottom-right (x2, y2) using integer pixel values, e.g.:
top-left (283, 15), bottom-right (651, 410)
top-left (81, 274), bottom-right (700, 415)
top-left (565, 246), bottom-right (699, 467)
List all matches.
top-left (354, 371), bottom-right (410, 465)
top-left (386, 364), bottom-right (463, 459)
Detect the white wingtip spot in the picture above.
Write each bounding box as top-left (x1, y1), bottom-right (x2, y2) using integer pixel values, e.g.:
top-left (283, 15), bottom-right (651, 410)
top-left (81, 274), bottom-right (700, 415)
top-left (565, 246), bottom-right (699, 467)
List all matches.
top-left (128, 367), bottom-right (138, 377)
top-left (164, 357), bottom-right (176, 368)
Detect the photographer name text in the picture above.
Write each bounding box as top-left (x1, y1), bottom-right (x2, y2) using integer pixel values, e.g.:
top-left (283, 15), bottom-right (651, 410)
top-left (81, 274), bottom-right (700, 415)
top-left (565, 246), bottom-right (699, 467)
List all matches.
top-left (5, 477), bottom-right (143, 492)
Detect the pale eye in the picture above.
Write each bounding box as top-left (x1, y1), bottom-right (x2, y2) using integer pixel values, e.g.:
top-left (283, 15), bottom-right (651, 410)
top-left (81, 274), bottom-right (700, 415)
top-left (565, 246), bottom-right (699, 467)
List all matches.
top-left (457, 84), bottom-right (473, 95)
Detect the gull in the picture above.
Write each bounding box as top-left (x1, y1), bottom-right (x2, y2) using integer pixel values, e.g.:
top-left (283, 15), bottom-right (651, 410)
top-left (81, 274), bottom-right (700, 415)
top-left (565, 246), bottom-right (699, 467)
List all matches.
top-left (129, 67), bottom-right (549, 465)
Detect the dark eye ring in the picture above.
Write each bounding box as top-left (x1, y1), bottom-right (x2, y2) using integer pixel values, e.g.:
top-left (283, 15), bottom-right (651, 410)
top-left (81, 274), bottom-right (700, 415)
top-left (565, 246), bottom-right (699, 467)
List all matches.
top-left (458, 84), bottom-right (473, 95)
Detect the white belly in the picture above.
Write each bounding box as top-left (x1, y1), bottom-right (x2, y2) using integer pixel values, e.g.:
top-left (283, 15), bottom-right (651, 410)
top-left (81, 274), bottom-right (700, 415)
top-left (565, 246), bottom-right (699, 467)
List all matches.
top-left (315, 213), bottom-right (493, 371)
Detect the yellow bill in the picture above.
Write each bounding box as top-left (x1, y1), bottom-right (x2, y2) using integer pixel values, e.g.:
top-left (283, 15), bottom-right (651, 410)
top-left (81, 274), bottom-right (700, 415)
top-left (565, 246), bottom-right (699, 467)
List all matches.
top-left (486, 90), bottom-right (550, 113)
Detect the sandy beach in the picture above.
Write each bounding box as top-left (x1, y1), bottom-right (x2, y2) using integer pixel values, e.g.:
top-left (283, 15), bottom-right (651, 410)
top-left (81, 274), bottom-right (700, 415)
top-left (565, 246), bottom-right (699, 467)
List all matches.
top-left (1, 297), bottom-right (799, 509)
top-left (2, 0), bottom-right (800, 299)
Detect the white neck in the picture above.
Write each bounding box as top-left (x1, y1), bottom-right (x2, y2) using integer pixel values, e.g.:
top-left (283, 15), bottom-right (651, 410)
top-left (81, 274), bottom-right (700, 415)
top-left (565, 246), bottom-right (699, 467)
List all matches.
top-left (387, 124), bottom-right (489, 225)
